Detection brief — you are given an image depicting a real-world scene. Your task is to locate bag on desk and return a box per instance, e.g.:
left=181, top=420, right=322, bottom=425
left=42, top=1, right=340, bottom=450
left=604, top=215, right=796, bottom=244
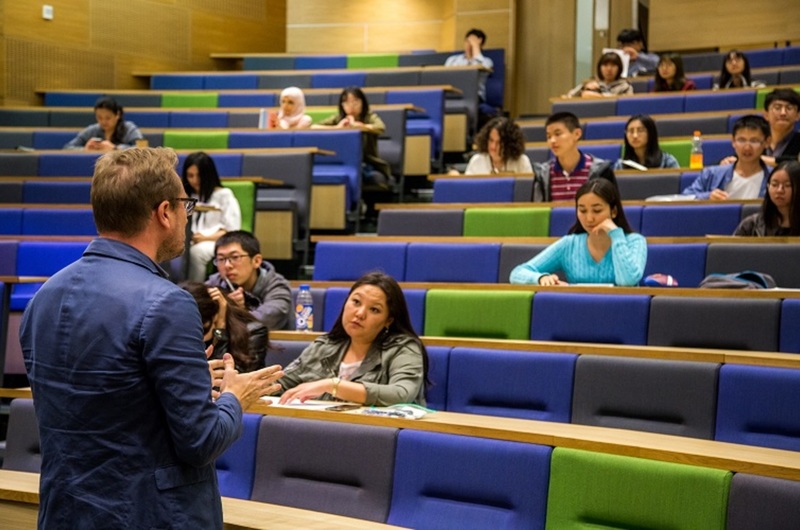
left=699, top=270, right=776, bottom=290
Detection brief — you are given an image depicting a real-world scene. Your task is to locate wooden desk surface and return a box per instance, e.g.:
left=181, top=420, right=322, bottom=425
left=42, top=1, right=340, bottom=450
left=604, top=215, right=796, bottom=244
left=0, top=176, right=283, bottom=186
left=34, top=85, right=462, bottom=97
left=245, top=402, right=800, bottom=482
left=132, top=64, right=486, bottom=77
left=0, top=470, right=405, bottom=529
left=373, top=199, right=765, bottom=210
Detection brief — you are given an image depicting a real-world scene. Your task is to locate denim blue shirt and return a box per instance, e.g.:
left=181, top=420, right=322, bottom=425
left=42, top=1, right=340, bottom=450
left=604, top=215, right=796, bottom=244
left=681, top=162, right=771, bottom=200
left=21, top=237, right=242, bottom=529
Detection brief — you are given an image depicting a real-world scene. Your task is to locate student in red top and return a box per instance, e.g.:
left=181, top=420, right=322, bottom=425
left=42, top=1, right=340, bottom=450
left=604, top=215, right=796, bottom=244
left=532, top=112, right=616, bottom=201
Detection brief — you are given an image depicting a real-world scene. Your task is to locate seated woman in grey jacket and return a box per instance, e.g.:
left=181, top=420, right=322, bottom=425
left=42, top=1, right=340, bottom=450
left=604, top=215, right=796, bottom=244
left=278, top=272, right=429, bottom=406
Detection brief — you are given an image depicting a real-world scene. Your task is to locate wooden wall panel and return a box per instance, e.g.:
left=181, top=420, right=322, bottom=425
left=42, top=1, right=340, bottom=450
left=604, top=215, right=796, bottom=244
left=365, top=22, right=445, bottom=53
left=648, top=0, right=800, bottom=51
left=288, top=1, right=442, bottom=26
left=0, top=1, right=286, bottom=105
left=5, top=0, right=91, bottom=47
left=515, top=0, right=577, bottom=116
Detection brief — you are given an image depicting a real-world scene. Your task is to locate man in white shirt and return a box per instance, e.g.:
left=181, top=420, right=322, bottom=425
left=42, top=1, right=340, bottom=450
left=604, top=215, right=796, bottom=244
left=682, top=115, right=772, bottom=200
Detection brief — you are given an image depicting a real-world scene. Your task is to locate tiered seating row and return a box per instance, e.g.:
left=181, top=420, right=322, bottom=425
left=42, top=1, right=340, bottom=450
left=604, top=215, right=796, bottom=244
left=4, top=394, right=800, bottom=529
left=549, top=86, right=800, bottom=119
left=285, top=280, right=800, bottom=352
left=267, top=337, right=800, bottom=452
left=377, top=200, right=759, bottom=237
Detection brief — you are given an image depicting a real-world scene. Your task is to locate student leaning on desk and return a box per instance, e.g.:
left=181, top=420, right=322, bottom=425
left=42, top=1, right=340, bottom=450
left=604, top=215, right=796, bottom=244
left=277, top=272, right=430, bottom=407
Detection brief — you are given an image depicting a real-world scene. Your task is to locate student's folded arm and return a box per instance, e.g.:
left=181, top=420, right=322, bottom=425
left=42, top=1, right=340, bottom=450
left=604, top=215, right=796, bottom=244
left=610, top=229, right=647, bottom=286
left=509, top=237, right=567, bottom=284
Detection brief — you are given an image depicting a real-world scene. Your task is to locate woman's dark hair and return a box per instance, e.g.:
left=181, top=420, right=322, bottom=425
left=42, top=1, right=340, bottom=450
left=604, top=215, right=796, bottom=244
left=182, top=151, right=222, bottom=202
left=655, top=53, right=688, bottom=91
left=180, top=281, right=267, bottom=372
left=718, top=50, right=753, bottom=89
left=622, top=114, right=667, bottom=168
left=473, top=116, right=526, bottom=162
left=94, top=96, right=127, bottom=145
left=328, top=271, right=429, bottom=385
left=568, top=178, right=634, bottom=234
left=597, top=52, right=624, bottom=81
left=336, top=86, right=370, bottom=122
left=763, top=161, right=800, bottom=236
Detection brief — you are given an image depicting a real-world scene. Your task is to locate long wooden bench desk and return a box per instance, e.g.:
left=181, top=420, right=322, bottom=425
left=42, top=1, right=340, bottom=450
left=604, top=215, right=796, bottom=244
left=0, top=469, right=405, bottom=529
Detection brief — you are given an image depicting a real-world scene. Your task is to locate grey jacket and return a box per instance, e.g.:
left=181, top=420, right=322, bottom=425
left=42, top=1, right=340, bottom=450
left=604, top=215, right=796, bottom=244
left=278, top=334, right=426, bottom=406
left=531, top=156, right=614, bottom=201
left=207, top=262, right=292, bottom=330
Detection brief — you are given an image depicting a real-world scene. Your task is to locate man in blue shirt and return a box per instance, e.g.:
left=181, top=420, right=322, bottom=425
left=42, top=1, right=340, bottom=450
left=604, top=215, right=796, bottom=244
left=20, top=147, right=284, bottom=529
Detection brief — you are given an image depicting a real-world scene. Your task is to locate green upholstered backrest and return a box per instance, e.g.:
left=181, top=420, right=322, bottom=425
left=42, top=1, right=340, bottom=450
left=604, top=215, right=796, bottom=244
left=546, top=447, right=731, bottom=530
left=755, top=86, right=800, bottom=111
left=222, top=180, right=255, bottom=232
left=347, top=54, right=399, bottom=69
left=162, top=131, right=229, bottom=150
left=306, top=108, right=337, bottom=125
left=660, top=140, right=692, bottom=168
left=424, top=289, right=534, bottom=340
left=463, top=207, right=550, bottom=237
left=161, top=93, right=219, bottom=108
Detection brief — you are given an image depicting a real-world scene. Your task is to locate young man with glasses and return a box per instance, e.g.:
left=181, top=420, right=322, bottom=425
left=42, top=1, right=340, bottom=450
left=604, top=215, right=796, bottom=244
left=682, top=115, right=772, bottom=200
left=762, top=88, right=800, bottom=166
left=206, top=230, right=292, bottom=330
left=20, top=148, right=283, bottom=528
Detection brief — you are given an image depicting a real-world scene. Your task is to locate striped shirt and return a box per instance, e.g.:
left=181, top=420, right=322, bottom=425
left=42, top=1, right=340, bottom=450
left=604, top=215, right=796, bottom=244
left=549, top=152, right=597, bottom=201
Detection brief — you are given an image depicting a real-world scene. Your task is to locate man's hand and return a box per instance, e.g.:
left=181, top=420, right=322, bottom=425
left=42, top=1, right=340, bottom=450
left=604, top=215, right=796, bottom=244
left=220, top=354, right=283, bottom=410
left=227, top=287, right=246, bottom=308
left=709, top=189, right=730, bottom=201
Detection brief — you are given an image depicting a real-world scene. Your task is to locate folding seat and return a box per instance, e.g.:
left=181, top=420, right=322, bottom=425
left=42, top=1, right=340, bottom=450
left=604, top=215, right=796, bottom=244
left=176, top=152, right=242, bottom=177
left=43, top=92, right=102, bottom=107
left=21, top=208, right=96, bottom=236
left=217, top=93, right=276, bottom=108
left=49, top=110, right=96, bottom=127
left=204, top=74, right=258, bottom=89
left=498, top=243, right=548, bottom=283
left=616, top=172, right=682, bottom=200
left=706, top=242, right=800, bottom=289
left=780, top=299, right=800, bottom=353
left=716, top=364, right=800, bottom=451
left=310, top=72, right=367, bottom=89
left=647, top=296, right=780, bottom=351
left=446, top=347, right=576, bottom=421
left=377, top=209, right=464, bottom=236
left=242, top=56, right=295, bottom=70
left=550, top=99, right=616, bottom=119
left=164, top=130, right=230, bottom=150
left=616, top=94, right=685, bottom=116
left=12, top=241, right=90, bottom=310
left=215, top=413, right=261, bottom=499
left=386, top=89, right=445, bottom=162
left=150, top=74, right=205, bottom=89
left=546, top=448, right=730, bottom=530
left=582, top=120, right=626, bottom=141
left=424, top=289, right=533, bottom=340
left=257, top=73, right=312, bottom=89
left=312, top=241, right=407, bottom=281
left=23, top=181, right=91, bottom=204
left=252, top=416, right=398, bottom=522
left=294, top=55, right=347, bottom=69
left=161, top=93, right=219, bottom=108
left=463, top=207, right=550, bottom=237
left=405, top=243, right=500, bottom=283
left=2, top=399, right=41, bottom=473
left=433, top=178, right=515, bottom=203
left=38, top=153, right=100, bottom=177
left=424, top=345, right=450, bottom=411
left=531, top=292, right=651, bottom=345
left=572, top=355, right=719, bottom=438
left=292, top=130, right=362, bottom=211
left=684, top=92, right=756, bottom=113
left=32, top=131, right=76, bottom=150
left=0, top=131, right=33, bottom=150
left=266, top=340, right=312, bottom=368
left=228, top=131, right=292, bottom=149
left=347, top=53, right=399, bottom=69
left=643, top=243, right=707, bottom=287
left=168, top=112, right=229, bottom=128
left=388, top=430, right=551, bottom=530
left=640, top=204, right=742, bottom=236
left=727, top=473, right=800, bottom=530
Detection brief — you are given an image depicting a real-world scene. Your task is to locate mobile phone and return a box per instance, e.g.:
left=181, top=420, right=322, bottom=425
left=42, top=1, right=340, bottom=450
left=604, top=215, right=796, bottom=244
left=326, top=404, right=360, bottom=412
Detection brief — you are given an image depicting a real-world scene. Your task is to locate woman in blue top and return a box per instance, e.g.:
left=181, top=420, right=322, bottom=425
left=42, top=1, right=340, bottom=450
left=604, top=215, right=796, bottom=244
left=510, top=178, right=647, bottom=286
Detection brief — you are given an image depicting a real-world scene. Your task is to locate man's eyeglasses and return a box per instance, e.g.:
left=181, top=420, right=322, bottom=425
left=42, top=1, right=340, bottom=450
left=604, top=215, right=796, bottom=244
left=769, top=181, right=793, bottom=190
left=768, top=103, right=798, bottom=113
left=213, top=253, right=251, bottom=266
left=733, top=138, right=764, bottom=147
left=174, top=197, right=198, bottom=215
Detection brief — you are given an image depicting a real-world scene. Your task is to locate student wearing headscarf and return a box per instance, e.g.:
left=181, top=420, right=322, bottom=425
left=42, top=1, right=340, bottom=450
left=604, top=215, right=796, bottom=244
left=273, top=86, right=312, bottom=129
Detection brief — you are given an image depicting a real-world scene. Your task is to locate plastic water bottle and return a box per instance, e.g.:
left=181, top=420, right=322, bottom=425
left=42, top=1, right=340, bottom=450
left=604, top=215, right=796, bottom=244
left=295, top=284, right=314, bottom=332
left=257, top=108, right=268, bottom=129
left=689, top=130, right=704, bottom=169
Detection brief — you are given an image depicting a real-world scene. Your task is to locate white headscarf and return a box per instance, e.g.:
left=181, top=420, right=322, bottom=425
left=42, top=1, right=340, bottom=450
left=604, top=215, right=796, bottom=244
left=278, top=86, right=311, bottom=129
